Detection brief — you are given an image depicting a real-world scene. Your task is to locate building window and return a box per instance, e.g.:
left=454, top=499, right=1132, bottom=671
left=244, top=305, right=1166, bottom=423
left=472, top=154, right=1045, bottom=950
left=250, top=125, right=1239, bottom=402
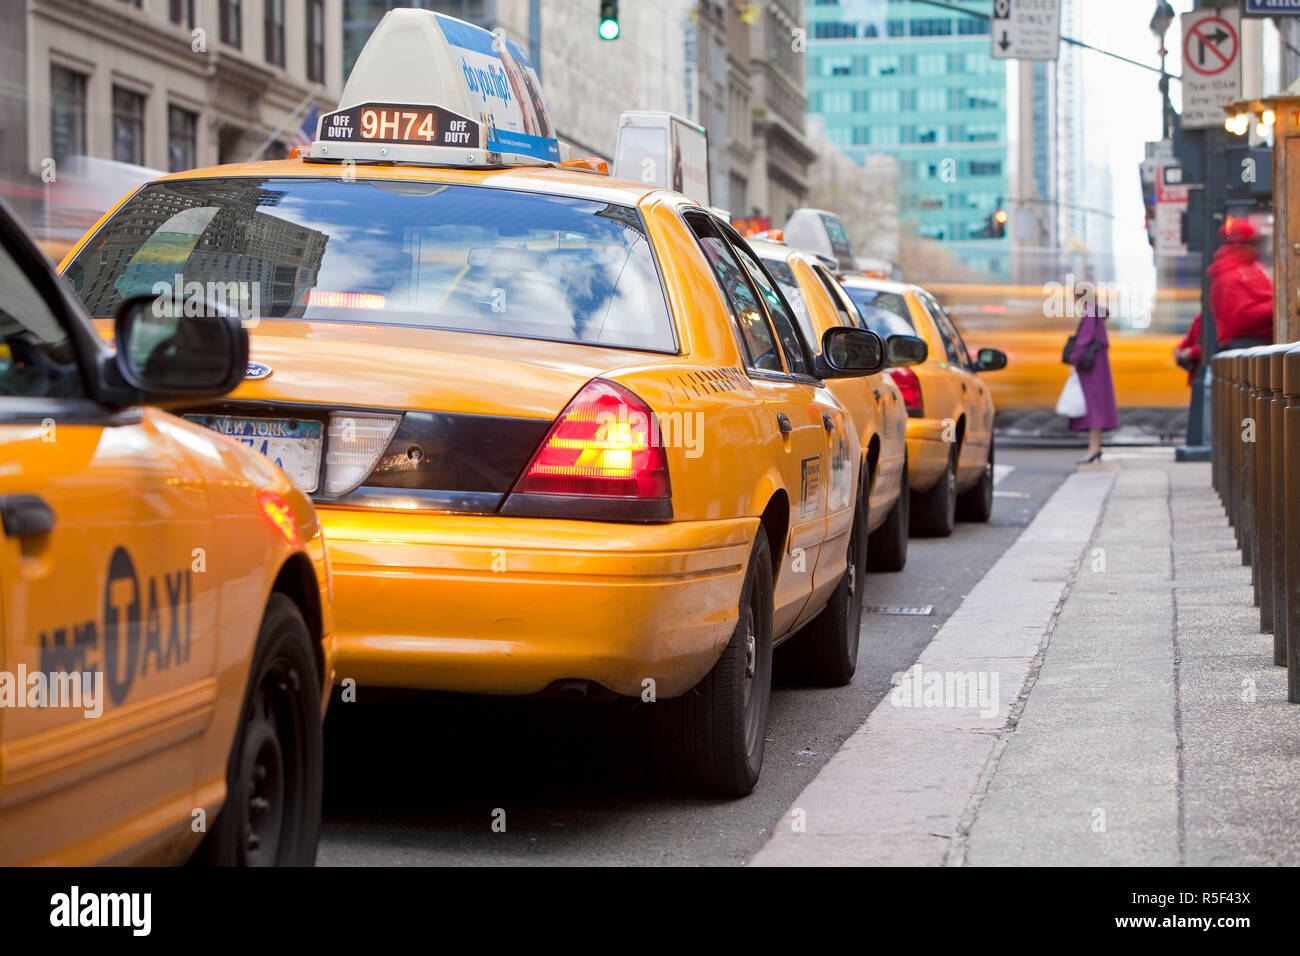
left=169, top=0, right=194, bottom=27
left=307, top=0, right=325, bottom=83
left=112, top=87, right=146, bottom=166
left=220, top=0, right=242, bottom=47
left=50, top=66, right=87, bottom=166
left=169, top=105, right=197, bottom=172
left=264, top=0, right=285, bottom=65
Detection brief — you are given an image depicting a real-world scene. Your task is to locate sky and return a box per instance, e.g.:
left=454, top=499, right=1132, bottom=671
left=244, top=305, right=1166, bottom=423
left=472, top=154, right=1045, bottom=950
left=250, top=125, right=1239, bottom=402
left=1076, top=0, right=1196, bottom=295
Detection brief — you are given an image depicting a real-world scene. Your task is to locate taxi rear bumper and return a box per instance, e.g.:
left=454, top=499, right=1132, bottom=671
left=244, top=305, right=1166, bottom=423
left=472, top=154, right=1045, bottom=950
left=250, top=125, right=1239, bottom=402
left=319, top=507, right=757, bottom=698
left=905, top=418, right=954, bottom=492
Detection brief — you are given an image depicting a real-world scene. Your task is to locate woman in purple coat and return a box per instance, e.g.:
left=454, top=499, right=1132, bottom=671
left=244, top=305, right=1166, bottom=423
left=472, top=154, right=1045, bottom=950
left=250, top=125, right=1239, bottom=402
left=1067, top=302, right=1119, bottom=463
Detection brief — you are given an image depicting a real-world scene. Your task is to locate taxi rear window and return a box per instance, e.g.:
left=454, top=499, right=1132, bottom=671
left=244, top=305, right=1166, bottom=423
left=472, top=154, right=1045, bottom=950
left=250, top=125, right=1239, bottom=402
left=756, top=254, right=818, bottom=352
left=63, top=177, right=677, bottom=353
left=842, top=285, right=915, bottom=339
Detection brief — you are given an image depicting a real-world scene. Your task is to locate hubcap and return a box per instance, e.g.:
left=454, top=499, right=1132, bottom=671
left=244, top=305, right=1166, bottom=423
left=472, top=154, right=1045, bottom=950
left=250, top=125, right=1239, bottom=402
left=237, top=658, right=302, bottom=866
left=741, top=607, right=756, bottom=709
left=739, top=597, right=765, bottom=756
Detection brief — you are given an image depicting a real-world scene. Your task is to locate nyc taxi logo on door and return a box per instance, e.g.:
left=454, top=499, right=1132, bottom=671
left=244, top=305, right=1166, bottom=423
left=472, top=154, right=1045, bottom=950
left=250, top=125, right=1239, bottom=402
left=38, top=547, right=194, bottom=706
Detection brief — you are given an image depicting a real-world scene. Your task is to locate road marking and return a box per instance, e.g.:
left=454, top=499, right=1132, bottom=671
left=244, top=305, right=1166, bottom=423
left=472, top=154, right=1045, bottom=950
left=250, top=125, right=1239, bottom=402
left=864, top=605, right=934, bottom=616
left=749, top=468, right=1115, bottom=867
left=993, top=463, right=1014, bottom=486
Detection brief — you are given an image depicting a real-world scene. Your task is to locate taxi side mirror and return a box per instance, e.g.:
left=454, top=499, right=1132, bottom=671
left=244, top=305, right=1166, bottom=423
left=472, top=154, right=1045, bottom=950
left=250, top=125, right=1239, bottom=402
left=887, top=334, right=928, bottom=368
left=112, top=294, right=250, bottom=401
left=973, top=347, right=1007, bottom=373
left=816, top=327, right=886, bottom=378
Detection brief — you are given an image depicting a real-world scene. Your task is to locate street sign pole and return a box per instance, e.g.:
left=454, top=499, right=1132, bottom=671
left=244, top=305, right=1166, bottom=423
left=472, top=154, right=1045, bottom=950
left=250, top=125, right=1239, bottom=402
left=1177, top=4, right=1243, bottom=459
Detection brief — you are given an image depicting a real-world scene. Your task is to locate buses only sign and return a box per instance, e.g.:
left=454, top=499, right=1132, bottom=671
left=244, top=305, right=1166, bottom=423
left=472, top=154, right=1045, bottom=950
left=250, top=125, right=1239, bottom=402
left=1180, top=8, right=1241, bottom=129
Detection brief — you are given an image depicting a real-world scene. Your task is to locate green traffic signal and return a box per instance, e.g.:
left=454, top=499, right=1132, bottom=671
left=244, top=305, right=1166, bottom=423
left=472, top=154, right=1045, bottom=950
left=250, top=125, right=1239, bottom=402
left=599, top=1, right=619, bottom=40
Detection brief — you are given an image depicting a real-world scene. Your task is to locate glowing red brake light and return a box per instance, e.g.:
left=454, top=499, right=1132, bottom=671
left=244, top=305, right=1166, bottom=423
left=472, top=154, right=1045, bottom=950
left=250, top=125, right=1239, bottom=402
left=513, top=379, right=671, bottom=499
left=887, top=366, right=924, bottom=417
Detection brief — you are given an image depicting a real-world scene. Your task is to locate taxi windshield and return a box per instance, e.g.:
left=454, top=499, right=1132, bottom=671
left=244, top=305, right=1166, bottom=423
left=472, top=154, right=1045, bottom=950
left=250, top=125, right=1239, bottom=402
left=63, top=176, right=676, bottom=352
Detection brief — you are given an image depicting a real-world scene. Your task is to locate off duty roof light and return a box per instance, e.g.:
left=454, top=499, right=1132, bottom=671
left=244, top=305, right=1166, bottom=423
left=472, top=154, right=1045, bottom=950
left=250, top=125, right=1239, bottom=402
left=308, top=9, right=561, bottom=169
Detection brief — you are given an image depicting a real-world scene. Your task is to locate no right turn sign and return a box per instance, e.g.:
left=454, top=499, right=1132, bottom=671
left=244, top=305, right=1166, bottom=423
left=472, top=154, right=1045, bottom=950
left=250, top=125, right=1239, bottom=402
left=1180, top=8, right=1242, bottom=128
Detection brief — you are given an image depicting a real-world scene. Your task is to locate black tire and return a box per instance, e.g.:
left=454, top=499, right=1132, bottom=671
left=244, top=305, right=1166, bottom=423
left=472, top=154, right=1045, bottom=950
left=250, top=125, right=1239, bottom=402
left=192, top=593, right=323, bottom=866
left=654, top=528, right=774, bottom=797
left=911, top=444, right=958, bottom=537
left=867, top=458, right=909, bottom=572
left=957, top=436, right=994, bottom=523
left=787, top=501, right=867, bottom=687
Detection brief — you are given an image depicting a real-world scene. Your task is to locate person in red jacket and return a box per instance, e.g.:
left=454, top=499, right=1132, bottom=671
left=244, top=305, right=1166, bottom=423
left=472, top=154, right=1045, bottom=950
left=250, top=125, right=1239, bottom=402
left=1207, top=218, right=1273, bottom=350
left=1173, top=313, right=1202, bottom=386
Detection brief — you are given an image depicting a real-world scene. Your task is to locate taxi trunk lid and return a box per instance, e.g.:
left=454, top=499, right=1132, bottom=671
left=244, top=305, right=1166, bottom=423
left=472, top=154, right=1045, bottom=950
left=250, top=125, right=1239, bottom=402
left=180, top=320, right=661, bottom=513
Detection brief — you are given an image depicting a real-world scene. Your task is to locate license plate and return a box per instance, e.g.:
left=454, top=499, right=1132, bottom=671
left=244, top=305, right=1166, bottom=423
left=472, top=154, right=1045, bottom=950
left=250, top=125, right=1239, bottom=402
left=184, top=415, right=323, bottom=493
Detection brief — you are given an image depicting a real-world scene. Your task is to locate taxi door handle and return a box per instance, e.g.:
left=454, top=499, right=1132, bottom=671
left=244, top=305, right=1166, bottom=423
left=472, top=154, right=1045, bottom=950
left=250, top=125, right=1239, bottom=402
left=0, top=494, right=55, bottom=538
left=961, top=382, right=968, bottom=392
left=776, top=413, right=792, bottom=435
left=822, top=413, right=834, bottom=432
left=872, top=388, right=882, bottom=401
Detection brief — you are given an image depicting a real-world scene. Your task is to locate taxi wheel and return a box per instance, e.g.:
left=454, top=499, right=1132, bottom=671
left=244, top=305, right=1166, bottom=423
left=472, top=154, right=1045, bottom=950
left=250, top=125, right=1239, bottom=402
left=867, top=458, right=909, bottom=572
left=956, top=438, right=994, bottom=523
left=654, top=527, right=773, bottom=797
left=790, top=501, right=866, bottom=687
left=911, top=445, right=957, bottom=538
left=193, top=594, right=323, bottom=867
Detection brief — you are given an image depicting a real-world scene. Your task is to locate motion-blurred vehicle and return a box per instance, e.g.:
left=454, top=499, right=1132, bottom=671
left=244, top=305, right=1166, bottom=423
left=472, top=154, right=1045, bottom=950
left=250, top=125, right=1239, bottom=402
left=925, top=282, right=1194, bottom=422
left=840, top=276, right=1007, bottom=537
left=58, top=9, right=886, bottom=796
left=748, top=234, right=926, bottom=573
left=0, top=199, right=333, bottom=865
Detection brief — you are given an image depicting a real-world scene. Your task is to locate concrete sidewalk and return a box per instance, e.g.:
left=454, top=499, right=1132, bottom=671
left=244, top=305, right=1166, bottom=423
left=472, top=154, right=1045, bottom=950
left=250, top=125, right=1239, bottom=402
left=752, top=451, right=1300, bottom=866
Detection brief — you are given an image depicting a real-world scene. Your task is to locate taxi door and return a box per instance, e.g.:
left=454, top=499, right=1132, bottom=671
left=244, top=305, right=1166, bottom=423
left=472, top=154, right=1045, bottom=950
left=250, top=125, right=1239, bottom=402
left=686, top=215, right=830, bottom=636
left=0, top=225, right=217, bottom=864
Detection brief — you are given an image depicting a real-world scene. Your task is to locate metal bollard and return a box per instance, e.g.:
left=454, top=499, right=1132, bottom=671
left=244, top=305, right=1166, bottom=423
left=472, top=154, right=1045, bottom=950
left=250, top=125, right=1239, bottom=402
left=1248, top=351, right=1268, bottom=606
left=1210, top=352, right=1222, bottom=498
left=1222, top=351, right=1242, bottom=535
left=1271, top=346, right=1291, bottom=657
left=1225, top=350, right=1244, bottom=536
left=1254, top=348, right=1273, bottom=623
left=1214, top=352, right=1226, bottom=499
left=1238, top=348, right=1258, bottom=566
left=1284, top=345, right=1300, bottom=700
left=1255, top=345, right=1291, bottom=637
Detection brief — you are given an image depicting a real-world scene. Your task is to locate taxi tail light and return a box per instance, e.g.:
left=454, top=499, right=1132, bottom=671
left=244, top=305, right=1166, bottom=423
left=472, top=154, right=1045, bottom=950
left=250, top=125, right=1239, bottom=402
left=507, top=379, right=671, bottom=511
left=887, top=366, right=924, bottom=418
left=324, top=412, right=402, bottom=496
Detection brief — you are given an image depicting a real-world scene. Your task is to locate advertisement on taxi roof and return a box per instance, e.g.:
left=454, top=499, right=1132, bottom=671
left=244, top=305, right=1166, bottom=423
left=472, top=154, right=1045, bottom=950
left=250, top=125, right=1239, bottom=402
left=435, top=13, right=559, bottom=163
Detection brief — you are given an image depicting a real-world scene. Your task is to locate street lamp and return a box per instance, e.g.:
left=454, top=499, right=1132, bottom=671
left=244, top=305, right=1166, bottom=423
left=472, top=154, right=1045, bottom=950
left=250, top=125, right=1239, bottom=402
left=1150, top=1, right=1175, bottom=139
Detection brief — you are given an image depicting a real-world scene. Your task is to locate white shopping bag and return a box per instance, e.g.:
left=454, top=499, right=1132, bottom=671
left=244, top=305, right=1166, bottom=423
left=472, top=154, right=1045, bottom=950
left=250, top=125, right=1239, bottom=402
left=1055, top=369, right=1087, bottom=418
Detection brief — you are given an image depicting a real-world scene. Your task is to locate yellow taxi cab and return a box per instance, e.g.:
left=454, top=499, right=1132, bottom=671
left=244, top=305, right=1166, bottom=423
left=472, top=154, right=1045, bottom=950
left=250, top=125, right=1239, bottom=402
left=746, top=235, right=927, bottom=573
left=57, top=9, right=886, bottom=796
left=840, top=275, right=1006, bottom=537
left=0, top=199, right=333, bottom=865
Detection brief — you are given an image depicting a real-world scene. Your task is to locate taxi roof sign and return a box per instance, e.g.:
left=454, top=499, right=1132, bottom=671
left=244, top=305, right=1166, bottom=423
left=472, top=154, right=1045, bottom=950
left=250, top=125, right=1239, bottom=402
left=310, top=9, right=561, bottom=168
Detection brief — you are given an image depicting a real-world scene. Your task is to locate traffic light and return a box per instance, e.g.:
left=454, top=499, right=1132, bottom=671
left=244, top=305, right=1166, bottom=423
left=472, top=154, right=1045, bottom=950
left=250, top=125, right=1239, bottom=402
left=990, top=208, right=1007, bottom=238
left=598, top=1, right=619, bottom=40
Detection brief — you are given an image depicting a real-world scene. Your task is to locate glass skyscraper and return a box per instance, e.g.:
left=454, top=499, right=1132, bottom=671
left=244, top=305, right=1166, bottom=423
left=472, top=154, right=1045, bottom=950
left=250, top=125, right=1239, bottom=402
left=806, top=0, right=1009, bottom=278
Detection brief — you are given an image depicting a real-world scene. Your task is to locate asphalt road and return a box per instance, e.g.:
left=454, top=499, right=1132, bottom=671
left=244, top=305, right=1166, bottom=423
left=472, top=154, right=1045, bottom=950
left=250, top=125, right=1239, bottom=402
left=317, top=445, right=1082, bottom=866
